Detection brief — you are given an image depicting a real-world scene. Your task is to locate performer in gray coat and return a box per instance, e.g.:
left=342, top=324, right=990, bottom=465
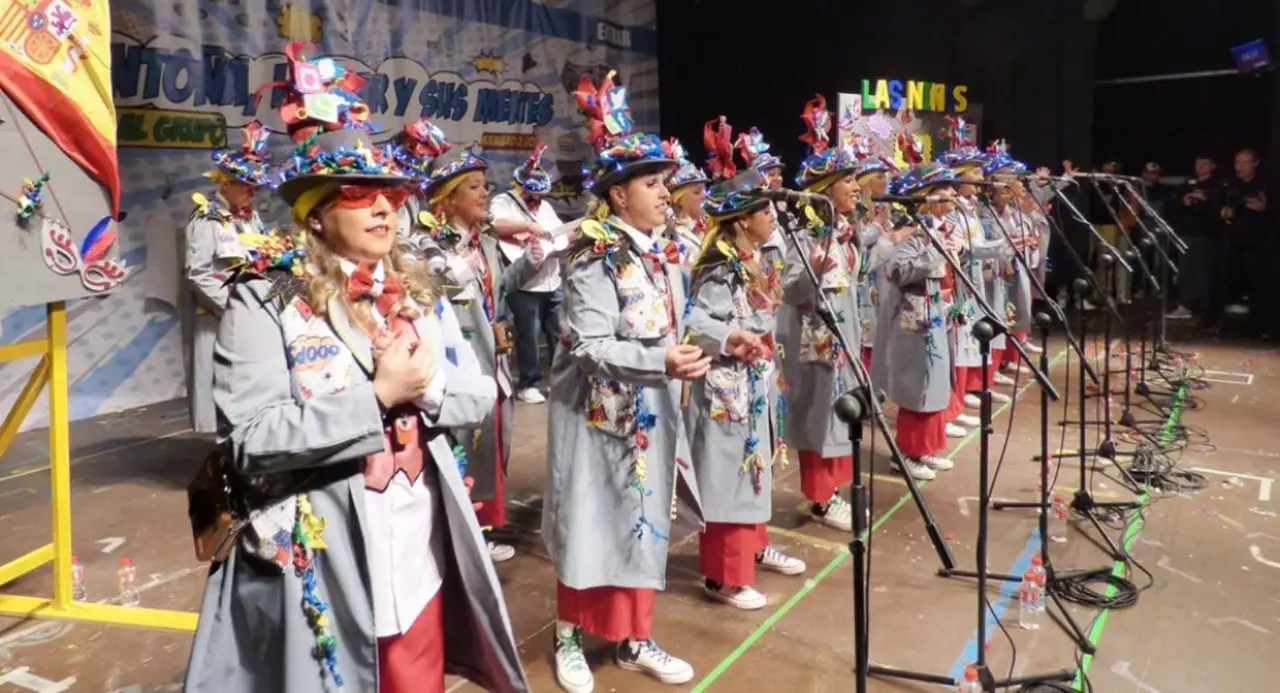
left=660, top=137, right=710, bottom=288
left=183, top=45, right=527, bottom=693
left=685, top=166, right=808, bottom=614
left=544, top=70, right=708, bottom=693
left=412, top=129, right=538, bottom=564
left=183, top=122, right=271, bottom=434
left=871, top=165, right=963, bottom=481
left=848, top=135, right=901, bottom=373
left=776, top=94, right=862, bottom=532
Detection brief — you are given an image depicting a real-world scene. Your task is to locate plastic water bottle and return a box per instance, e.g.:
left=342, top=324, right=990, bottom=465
left=1028, top=556, right=1047, bottom=612
left=957, top=665, right=982, bottom=692
left=117, top=557, right=139, bottom=607
left=1018, top=571, right=1042, bottom=630
left=70, top=554, right=86, bottom=602
left=1048, top=495, right=1069, bottom=543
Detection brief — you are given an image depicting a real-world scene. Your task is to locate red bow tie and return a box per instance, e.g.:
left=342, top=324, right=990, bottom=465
left=346, top=263, right=405, bottom=318
left=230, top=205, right=254, bottom=221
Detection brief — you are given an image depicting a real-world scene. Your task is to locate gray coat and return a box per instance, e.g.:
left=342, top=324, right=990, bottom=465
left=411, top=223, right=532, bottom=502
left=777, top=217, right=861, bottom=456
left=182, top=193, right=259, bottom=434
left=949, top=199, right=1011, bottom=366
left=856, top=218, right=894, bottom=347
left=683, top=261, right=777, bottom=524
left=978, top=205, right=1018, bottom=346
left=543, top=216, right=704, bottom=591
left=871, top=233, right=953, bottom=413
left=759, top=229, right=796, bottom=456
left=184, top=277, right=528, bottom=693
left=1006, top=209, right=1037, bottom=333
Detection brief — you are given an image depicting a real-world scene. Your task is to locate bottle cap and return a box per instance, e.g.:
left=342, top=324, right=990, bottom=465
left=1024, top=570, right=1036, bottom=580
left=71, top=554, right=79, bottom=562
left=1031, top=555, right=1043, bottom=567
left=964, top=665, right=978, bottom=680
left=121, top=556, right=132, bottom=566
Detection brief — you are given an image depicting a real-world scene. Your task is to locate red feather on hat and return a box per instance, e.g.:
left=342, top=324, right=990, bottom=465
left=703, top=116, right=736, bottom=180
left=798, top=94, right=831, bottom=154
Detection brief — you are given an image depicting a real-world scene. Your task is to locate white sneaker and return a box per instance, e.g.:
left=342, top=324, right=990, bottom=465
left=993, top=373, right=1015, bottom=386
left=1165, top=306, right=1192, bottom=320
left=954, top=413, right=980, bottom=427
left=704, top=582, right=768, bottom=610
left=616, top=638, right=694, bottom=685
left=488, top=541, right=516, bottom=563
left=757, top=545, right=807, bottom=575
left=964, top=394, right=981, bottom=409
left=945, top=423, right=968, bottom=438
left=516, top=387, right=546, bottom=404
left=893, top=458, right=937, bottom=481
left=813, top=494, right=854, bottom=532
left=989, top=391, right=1012, bottom=404
left=1025, top=343, right=1044, bottom=355
left=555, top=624, right=595, bottom=693
left=920, top=454, right=955, bottom=471
left=1225, top=303, right=1249, bottom=316
left=1083, top=300, right=1099, bottom=311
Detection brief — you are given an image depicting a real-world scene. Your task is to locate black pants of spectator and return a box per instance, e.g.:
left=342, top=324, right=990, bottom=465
left=1178, top=236, right=1218, bottom=322
left=508, top=288, right=562, bottom=391
left=1208, top=233, right=1266, bottom=333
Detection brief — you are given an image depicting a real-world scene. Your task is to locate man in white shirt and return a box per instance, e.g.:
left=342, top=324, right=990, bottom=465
left=489, top=144, right=565, bottom=404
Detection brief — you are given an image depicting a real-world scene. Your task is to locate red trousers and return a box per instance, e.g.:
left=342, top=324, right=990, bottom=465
left=378, top=592, right=445, bottom=693
left=556, top=582, right=655, bottom=641
left=895, top=407, right=947, bottom=458
left=860, top=346, right=873, bottom=372
left=700, top=522, right=769, bottom=587
left=474, top=397, right=506, bottom=528
left=965, top=350, right=1004, bottom=392
left=999, top=331, right=1029, bottom=368
left=948, top=366, right=968, bottom=420
left=798, top=450, right=853, bottom=504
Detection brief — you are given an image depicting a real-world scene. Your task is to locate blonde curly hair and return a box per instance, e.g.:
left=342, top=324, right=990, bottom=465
left=300, top=221, right=439, bottom=336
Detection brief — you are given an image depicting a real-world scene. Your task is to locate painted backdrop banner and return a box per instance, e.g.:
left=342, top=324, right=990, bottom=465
left=0, top=0, right=658, bottom=431
left=836, top=92, right=982, bottom=167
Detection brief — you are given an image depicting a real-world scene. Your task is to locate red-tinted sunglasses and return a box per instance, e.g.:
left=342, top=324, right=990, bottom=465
left=328, top=184, right=412, bottom=210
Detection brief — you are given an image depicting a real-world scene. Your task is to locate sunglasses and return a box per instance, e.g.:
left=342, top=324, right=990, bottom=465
left=328, top=184, right=412, bottom=211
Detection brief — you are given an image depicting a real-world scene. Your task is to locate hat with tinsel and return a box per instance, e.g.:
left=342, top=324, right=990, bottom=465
left=735, top=126, right=783, bottom=173
left=575, top=69, right=674, bottom=195
left=268, top=42, right=409, bottom=210
left=208, top=121, right=273, bottom=187
left=662, top=138, right=709, bottom=193
left=937, top=116, right=986, bottom=173
left=795, top=94, right=857, bottom=191
left=704, top=166, right=770, bottom=219
left=512, top=143, right=554, bottom=194
left=981, top=139, right=1026, bottom=176
left=424, top=138, right=489, bottom=202
left=392, top=118, right=449, bottom=182
left=900, top=162, right=958, bottom=196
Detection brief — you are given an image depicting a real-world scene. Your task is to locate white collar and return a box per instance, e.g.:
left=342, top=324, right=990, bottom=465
left=607, top=214, right=662, bottom=254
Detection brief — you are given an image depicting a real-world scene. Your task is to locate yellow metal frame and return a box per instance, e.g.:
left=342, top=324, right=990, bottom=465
left=0, top=302, right=199, bottom=631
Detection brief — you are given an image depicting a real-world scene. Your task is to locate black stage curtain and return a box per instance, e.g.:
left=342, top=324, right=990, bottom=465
left=657, top=0, right=1098, bottom=182
left=1092, top=0, right=1276, bottom=173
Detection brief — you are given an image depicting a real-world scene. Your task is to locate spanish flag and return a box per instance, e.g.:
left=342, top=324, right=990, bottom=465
left=0, top=0, right=119, bottom=216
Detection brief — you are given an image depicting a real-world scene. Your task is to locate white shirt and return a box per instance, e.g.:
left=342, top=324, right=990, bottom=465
left=489, top=190, right=565, bottom=293
left=338, top=258, right=447, bottom=638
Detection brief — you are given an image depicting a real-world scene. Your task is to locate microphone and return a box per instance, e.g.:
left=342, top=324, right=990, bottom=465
left=758, top=188, right=824, bottom=204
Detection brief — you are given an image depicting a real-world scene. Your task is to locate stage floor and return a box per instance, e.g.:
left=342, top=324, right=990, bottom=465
left=1, top=335, right=1277, bottom=692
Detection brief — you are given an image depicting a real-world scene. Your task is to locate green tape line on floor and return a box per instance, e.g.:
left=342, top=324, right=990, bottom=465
left=1071, top=379, right=1189, bottom=690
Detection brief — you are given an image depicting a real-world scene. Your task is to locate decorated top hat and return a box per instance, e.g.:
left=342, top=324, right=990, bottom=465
left=795, top=94, right=857, bottom=191
left=513, top=143, right=554, bottom=194
left=848, top=134, right=898, bottom=183
left=703, top=167, right=770, bottom=219
left=896, top=132, right=955, bottom=195
left=422, top=143, right=488, bottom=203
left=393, top=117, right=449, bottom=184
left=982, top=140, right=1026, bottom=176
left=575, top=70, right=674, bottom=195
left=735, top=126, right=783, bottom=173
left=208, top=121, right=273, bottom=187
left=662, top=138, right=710, bottom=193
left=270, top=42, right=409, bottom=209
left=937, top=116, right=986, bottom=173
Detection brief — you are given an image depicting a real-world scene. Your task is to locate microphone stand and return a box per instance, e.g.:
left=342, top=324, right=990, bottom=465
left=990, top=312, right=1102, bottom=655
left=861, top=202, right=1072, bottom=692
left=833, top=390, right=872, bottom=693
left=776, top=195, right=958, bottom=572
